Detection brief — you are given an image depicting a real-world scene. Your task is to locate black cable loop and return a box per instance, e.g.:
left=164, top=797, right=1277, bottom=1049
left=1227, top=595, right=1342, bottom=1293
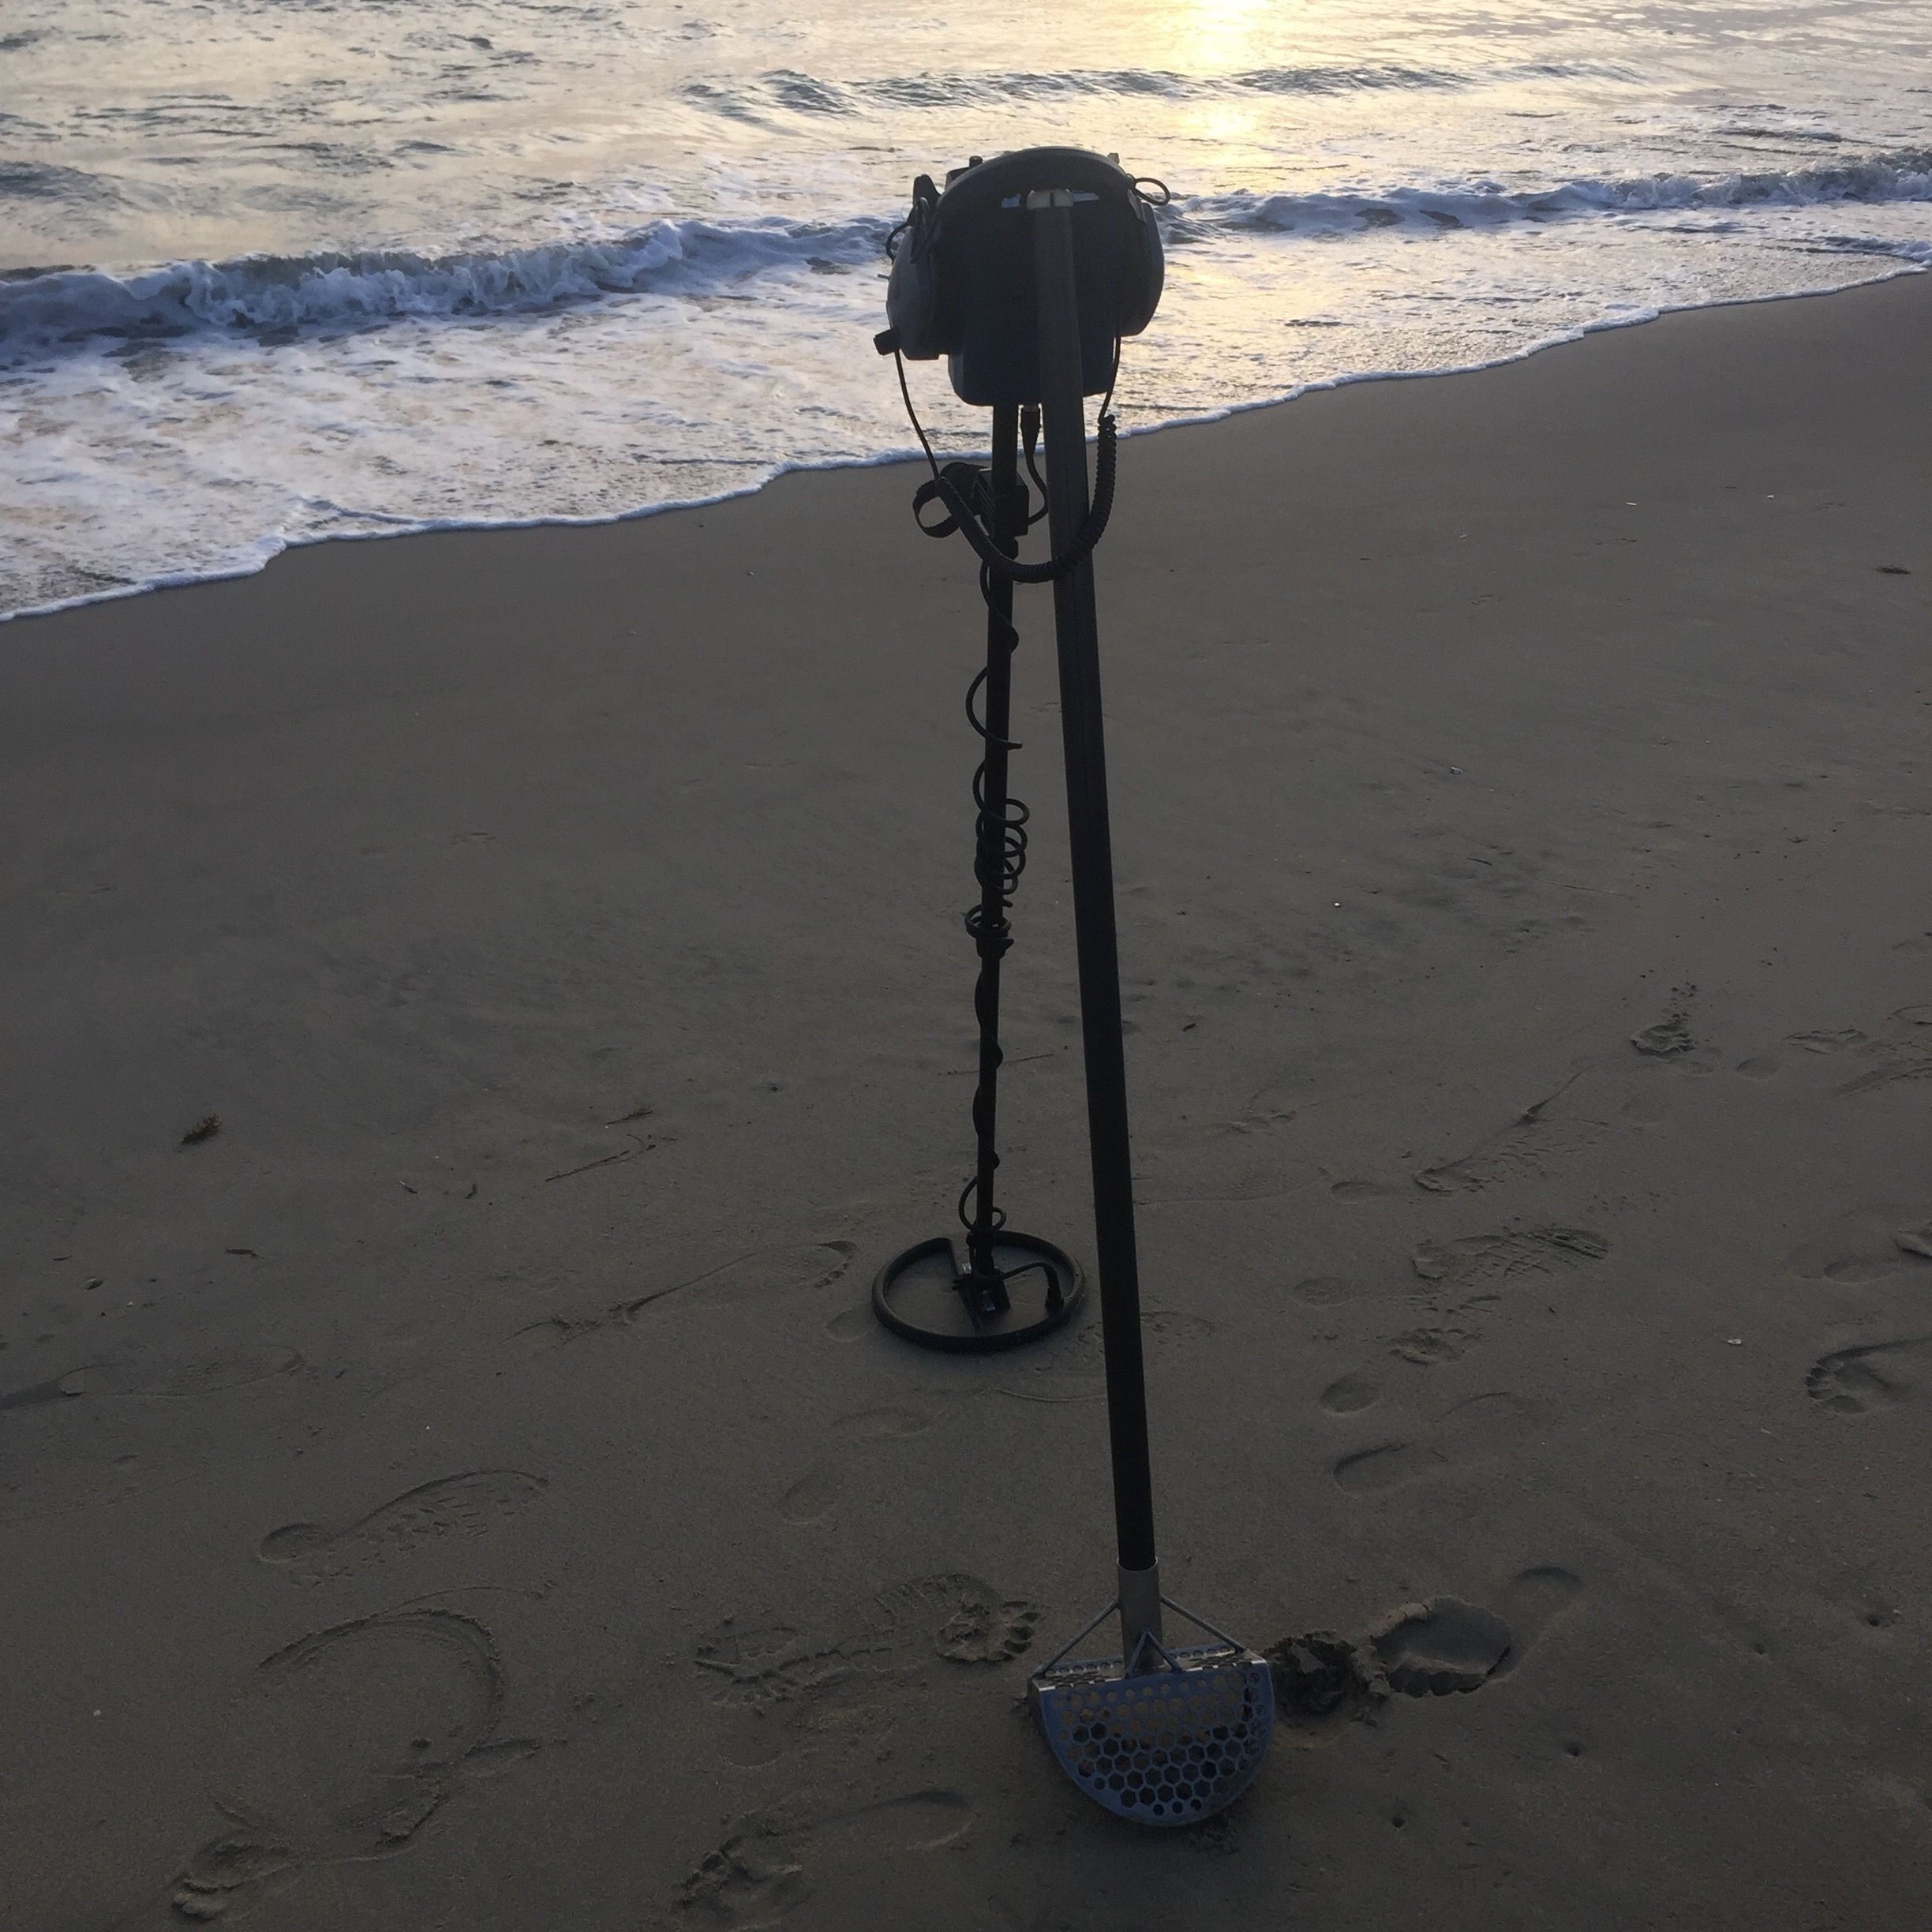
left=897, top=346, right=1120, bottom=583
left=957, top=514, right=1032, bottom=1258
left=1020, top=405, right=1050, bottom=526
left=888, top=336, right=1125, bottom=1271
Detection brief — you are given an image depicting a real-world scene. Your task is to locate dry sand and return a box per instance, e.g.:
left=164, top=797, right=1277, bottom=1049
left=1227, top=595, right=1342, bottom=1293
left=4, top=270, right=1930, bottom=1930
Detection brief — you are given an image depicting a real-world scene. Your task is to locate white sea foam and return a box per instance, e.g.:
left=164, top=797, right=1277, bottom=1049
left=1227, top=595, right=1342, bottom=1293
left=6, top=153, right=1929, bottom=369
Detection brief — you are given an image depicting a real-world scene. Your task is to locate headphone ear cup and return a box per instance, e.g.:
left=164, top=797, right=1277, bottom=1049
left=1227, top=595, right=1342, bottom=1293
left=886, top=197, right=947, bottom=359
left=1118, top=197, right=1164, bottom=340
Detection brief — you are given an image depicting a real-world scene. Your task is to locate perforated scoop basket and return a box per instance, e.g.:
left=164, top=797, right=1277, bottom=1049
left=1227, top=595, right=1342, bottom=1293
left=1031, top=1606, right=1274, bottom=1825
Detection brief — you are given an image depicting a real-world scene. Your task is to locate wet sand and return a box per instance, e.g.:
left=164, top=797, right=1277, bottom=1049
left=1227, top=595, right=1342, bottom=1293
left=4, top=269, right=1930, bottom=1930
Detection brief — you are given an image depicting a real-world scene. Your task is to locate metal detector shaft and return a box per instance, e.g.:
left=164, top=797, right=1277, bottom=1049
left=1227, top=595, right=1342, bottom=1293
left=964, top=402, right=1022, bottom=1285
left=1028, top=191, right=1162, bottom=1657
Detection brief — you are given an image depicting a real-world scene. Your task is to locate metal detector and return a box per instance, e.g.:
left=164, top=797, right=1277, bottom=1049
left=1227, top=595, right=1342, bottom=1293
left=874, top=148, right=1275, bottom=1824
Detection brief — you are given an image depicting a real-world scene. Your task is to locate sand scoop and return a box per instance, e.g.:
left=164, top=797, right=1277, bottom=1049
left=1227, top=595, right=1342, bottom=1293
left=1031, top=1597, right=1273, bottom=1825
left=876, top=148, right=1275, bottom=1822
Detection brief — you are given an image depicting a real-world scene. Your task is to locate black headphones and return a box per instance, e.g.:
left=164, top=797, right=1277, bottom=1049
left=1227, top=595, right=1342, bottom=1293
left=883, top=147, right=1164, bottom=378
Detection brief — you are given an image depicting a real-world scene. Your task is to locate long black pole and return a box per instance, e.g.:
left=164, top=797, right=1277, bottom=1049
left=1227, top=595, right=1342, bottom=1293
left=1029, top=193, right=1162, bottom=1653
left=963, top=402, right=1021, bottom=1291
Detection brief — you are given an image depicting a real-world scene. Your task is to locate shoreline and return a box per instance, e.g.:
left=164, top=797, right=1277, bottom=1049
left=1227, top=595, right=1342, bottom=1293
left=5, top=266, right=1930, bottom=1930
left=2, top=254, right=1923, bottom=631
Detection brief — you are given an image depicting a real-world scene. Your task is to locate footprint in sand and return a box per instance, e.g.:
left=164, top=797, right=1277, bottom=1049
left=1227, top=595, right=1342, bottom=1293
left=1413, top=1104, right=1599, bottom=1196
left=781, top=1407, right=934, bottom=1522
left=1747, top=1020, right=1932, bottom=1097
left=694, top=1574, right=1039, bottom=1765
left=1837, top=1044, right=1932, bottom=1095
left=514, top=1242, right=855, bottom=1351
left=1411, top=1226, right=1608, bottom=1290
left=1788, top=1215, right=1932, bottom=1286
left=1332, top=1391, right=1544, bottom=1495
left=259, top=1471, right=547, bottom=1584
left=1320, top=1372, right=1381, bottom=1415
left=1268, top=1567, right=1582, bottom=1726
left=1631, top=1013, right=1694, bottom=1058
left=680, top=1791, right=974, bottom=1928
left=1787, top=1028, right=1868, bottom=1056
left=1385, top=1326, right=1480, bottom=1367
left=171, top=1608, right=537, bottom=1921
left=1370, top=1565, right=1584, bottom=1696
left=1369, top=1598, right=1514, bottom=1695
left=1806, top=1337, right=1932, bottom=1415
left=1782, top=1016, right=1932, bottom=1095
left=868, top=1573, right=1041, bottom=1666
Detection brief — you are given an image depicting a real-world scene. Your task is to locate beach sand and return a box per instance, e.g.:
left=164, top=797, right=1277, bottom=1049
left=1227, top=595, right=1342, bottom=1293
left=4, top=270, right=1930, bottom=1930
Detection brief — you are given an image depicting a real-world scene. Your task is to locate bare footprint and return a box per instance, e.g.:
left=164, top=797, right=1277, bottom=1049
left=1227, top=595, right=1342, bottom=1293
left=1369, top=1598, right=1513, bottom=1696
left=1806, top=1338, right=1932, bottom=1414
left=259, top=1471, right=547, bottom=1583
left=781, top=1408, right=934, bottom=1522
left=1320, top=1372, right=1380, bottom=1415
left=1789, top=1215, right=1932, bottom=1285
left=1386, top=1327, right=1479, bottom=1367
left=1492, top=1563, right=1585, bottom=1673
left=1368, top=1565, right=1582, bottom=1695
left=1333, top=1391, right=1543, bottom=1495
left=1632, top=1013, right=1694, bottom=1058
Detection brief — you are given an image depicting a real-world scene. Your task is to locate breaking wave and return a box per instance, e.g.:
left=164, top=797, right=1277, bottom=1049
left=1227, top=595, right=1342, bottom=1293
left=0, top=212, right=893, bottom=365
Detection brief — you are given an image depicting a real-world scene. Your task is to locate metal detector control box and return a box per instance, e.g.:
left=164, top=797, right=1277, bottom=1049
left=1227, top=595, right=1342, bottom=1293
left=884, top=147, right=1164, bottom=405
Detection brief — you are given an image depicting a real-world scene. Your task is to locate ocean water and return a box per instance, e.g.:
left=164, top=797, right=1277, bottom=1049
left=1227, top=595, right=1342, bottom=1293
left=2, top=0, right=1929, bottom=623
